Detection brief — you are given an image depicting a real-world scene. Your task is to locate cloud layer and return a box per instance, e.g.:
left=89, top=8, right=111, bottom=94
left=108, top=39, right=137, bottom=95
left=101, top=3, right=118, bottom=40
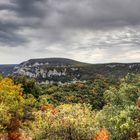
left=0, top=0, right=140, bottom=63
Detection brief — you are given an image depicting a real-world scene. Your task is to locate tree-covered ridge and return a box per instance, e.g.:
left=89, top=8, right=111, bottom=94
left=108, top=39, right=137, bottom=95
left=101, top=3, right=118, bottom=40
left=1, top=58, right=140, bottom=83
left=13, top=59, right=140, bottom=83
left=0, top=74, right=140, bottom=140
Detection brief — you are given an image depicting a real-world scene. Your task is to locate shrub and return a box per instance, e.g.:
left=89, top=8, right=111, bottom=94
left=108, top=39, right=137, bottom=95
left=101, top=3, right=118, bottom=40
left=94, top=104, right=140, bottom=139
left=28, top=104, right=96, bottom=140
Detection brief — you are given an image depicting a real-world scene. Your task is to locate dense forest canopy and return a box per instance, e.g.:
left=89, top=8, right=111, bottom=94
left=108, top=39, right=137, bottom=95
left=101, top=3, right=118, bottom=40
left=0, top=74, right=140, bottom=140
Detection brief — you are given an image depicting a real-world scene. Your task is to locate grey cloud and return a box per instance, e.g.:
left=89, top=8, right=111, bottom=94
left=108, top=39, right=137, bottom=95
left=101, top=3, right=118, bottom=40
left=12, top=0, right=47, bottom=17
left=0, top=0, right=140, bottom=63
left=0, top=30, right=28, bottom=46
left=42, top=0, right=140, bottom=29
left=0, top=0, right=46, bottom=46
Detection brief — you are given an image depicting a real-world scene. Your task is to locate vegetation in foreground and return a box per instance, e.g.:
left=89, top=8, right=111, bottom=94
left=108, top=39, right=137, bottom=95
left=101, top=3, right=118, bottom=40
left=0, top=74, right=140, bottom=140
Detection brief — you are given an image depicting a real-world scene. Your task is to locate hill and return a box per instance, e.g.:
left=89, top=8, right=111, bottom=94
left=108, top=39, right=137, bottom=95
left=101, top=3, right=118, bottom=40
left=12, top=58, right=140, bottom=83
left=0, top=64, right=17, bottom=75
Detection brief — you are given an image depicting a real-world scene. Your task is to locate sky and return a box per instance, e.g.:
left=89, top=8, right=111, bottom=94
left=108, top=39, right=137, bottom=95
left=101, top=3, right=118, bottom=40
left=0, top=0, right=140, bottom=64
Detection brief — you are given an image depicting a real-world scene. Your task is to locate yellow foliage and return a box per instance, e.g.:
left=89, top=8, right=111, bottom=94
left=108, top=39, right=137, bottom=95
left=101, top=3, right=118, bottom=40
left=30, top=104, right=95, bottom=140
left=0, top=77, right=25, bottom=130
left=0, top=77, right=22, bottom=95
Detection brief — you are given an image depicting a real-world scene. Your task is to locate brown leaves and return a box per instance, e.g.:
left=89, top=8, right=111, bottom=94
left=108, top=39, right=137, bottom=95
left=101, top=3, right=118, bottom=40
left=136, top=97, right=140, bottom=108
left=41, top=104, right=60, bottom=115
left=8, top=131, right=21, bottom=140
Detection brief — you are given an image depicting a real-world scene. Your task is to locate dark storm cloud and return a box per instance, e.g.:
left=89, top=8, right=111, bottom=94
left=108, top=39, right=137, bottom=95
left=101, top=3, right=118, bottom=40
left=0, top=0, right=47, bottom=46
left=0, top=0, right=140, bottom=50
left=37, top=0, right=140, bottom=30
left=0, top=30, right=28, bottom=46
left=0, top=18, right=27, bottom=46
left=12, top=0, right=47, bottom=17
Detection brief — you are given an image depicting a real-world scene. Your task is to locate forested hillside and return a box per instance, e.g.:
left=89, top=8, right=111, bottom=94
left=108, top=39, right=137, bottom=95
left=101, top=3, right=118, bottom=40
left=1, top=58, right=140, bottom=84
left=13, top=58, right=140, bottom=83
left=0, top=65, right=16, bottom=75
left=0, top=74, right=140, bottom=140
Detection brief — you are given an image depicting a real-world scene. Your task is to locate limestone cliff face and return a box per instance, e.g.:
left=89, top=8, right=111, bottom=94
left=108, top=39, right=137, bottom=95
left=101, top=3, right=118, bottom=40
left=14, top=67, right=68, bottom=78
left=13, top=58, right=84, bottom=83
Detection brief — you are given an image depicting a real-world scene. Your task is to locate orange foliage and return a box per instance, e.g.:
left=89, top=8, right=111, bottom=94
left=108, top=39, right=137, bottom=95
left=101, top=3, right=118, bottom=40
left=76, top=82, right=86, bottom=89
left=91, top=88, right=98, bottom=95
left=41, top=104, right=55, bottom=112
left=8, top=131, right=21, bottom=140
left=8, top=130, right=32, bottom=140
left=90, top=129, right=110, bottom=140
left=65, top=95, right=75, bottom=101
left=51, top=108, right=60, bottom=115
left=136, top=98, right=140, bottom=108
left=41, top=104, right=60, bottom=115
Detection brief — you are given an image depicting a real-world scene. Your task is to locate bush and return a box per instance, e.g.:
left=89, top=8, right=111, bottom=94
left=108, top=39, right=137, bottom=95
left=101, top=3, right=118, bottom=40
left=28, top=104, right=96, bottom=140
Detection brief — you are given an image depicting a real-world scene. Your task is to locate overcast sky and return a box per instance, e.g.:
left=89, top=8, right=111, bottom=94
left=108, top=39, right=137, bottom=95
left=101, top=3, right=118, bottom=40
left=0, top=0, right=140, bottom=64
